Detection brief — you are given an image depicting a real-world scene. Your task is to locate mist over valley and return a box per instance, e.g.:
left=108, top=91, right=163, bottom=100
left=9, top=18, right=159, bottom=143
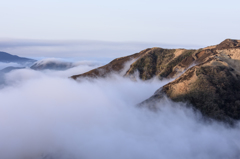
left=0, top=39, right=240, bottom=159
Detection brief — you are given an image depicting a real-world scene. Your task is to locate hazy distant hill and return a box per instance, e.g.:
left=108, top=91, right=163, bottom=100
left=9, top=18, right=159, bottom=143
left=0, top=51, right=36, bottom=64
left=71, top=39, right=240, bottom=123
left=30, top=59, right=74, bottom=70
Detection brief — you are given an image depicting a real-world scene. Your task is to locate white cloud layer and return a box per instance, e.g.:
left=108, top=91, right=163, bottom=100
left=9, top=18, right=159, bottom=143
left=0, top=65, right=239, bottom=159
left=0, top=62, right=24, bottom=70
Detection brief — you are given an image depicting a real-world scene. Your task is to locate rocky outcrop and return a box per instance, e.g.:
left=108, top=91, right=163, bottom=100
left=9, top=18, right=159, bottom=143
left=71, top=39, right=240, bottom=122
left=215, top=39, right=240, bottom=50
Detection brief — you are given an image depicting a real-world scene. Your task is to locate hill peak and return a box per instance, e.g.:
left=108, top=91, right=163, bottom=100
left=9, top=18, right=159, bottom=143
left=70, top=39, right=240, bottom=123
left=216, top=39, right=240, bottom=50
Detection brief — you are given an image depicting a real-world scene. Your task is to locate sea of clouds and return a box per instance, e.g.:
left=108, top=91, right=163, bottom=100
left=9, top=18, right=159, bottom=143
left=0, top=60, right=239, bottom=159
left=0, top=62, right=23, bottom=70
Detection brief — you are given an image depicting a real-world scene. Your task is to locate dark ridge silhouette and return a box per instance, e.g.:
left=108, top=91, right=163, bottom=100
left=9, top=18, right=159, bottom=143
left=0, top=51, right=36, bottom=64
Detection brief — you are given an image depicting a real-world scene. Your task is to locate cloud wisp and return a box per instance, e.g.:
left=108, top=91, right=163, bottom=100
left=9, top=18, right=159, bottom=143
left=0, top=65, right=239, bottom=159
left=0, top=39, right=203, bottom=61
left=0, top=62, right=24, bottom=70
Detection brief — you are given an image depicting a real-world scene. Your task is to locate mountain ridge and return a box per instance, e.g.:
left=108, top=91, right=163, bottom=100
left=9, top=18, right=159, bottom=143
left=71, top=39, right=240, bottom=122
left=0, top=51, right=36, bottom=64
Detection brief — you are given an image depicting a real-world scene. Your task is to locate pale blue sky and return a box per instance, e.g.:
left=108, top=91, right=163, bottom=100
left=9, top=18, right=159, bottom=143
left=0, top=0, right=239, bottom=46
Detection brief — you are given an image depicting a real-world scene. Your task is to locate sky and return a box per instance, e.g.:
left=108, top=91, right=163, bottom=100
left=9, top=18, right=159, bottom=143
left=0, top=0, right=239, bottom=47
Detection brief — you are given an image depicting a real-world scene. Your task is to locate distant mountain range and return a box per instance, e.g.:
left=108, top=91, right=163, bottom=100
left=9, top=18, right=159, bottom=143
left=0, top=51, right=76, bottom=71
left=0, top=52, right=78, bottom=87
left=0, top=51, right=36, bottom=64
left=71, top=39, right=240, bottom=124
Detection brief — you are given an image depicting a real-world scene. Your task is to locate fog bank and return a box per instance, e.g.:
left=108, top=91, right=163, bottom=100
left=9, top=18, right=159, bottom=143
left=0, top=67, right=239, bottom=159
